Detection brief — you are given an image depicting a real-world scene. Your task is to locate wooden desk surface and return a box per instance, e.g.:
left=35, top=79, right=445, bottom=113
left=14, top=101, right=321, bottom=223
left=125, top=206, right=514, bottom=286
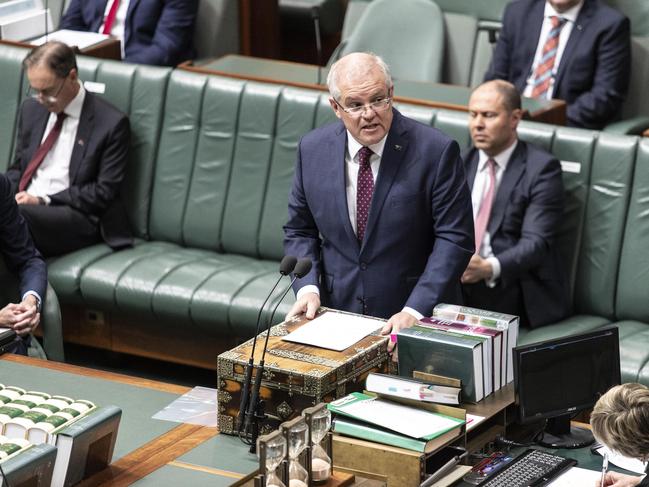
left=0, top=37, right=121, bottom=60
left=181, top=55, right=567, bottom=126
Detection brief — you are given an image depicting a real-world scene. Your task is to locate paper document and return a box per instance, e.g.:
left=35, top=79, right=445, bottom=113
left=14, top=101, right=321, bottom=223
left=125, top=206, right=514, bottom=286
left=32, top=29, right=110, bottom=49
left=548, top=466, right=601, bottom=486
left=596, top=445, right=649, bottom=474
left=331, top=395, right=460, bottom=439
left=465, top=414, right=485, bottom=432
left=152, top=386, right=218, bottom=427
left=282, top=312, right=383, bottom=351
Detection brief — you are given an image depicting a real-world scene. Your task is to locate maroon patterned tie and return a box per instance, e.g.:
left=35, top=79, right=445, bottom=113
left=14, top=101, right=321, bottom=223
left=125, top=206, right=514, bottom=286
left=19, top=112, right=67, bottom=192
left=356, top=146, right=374, bottom=242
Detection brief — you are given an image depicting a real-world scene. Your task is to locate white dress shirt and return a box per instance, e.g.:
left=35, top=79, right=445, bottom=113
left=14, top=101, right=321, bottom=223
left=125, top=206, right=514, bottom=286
left=523, top=1, right=584, bottom=99
left=471, top=140, right=519, bottom=286
left=27, top=82, right=86, bottom=204
left=296, top=131, right=422, bottom=319
left=99, top=0, right=131, bottom=58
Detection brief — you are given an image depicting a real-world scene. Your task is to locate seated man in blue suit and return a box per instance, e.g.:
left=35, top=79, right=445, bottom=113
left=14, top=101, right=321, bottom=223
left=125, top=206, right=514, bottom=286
left=284, top=52, right=475, bottom=352
left=485, top=0, right=630, bottom=129
left=461, top=80, right=569, bottom=328
left=0, top=173, right=47, bottom=355
left=60, top=0, right=198, bottom=66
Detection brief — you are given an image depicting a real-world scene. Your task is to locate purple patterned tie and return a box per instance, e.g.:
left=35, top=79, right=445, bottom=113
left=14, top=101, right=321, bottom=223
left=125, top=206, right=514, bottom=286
left=356, top=146, right=374, bottom=242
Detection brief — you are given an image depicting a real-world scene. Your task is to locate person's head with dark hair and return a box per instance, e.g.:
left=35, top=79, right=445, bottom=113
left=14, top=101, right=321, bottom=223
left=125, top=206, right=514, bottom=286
left=23, top=41, right=80, bottom=114
left=468, top=80, right=522, bottom=157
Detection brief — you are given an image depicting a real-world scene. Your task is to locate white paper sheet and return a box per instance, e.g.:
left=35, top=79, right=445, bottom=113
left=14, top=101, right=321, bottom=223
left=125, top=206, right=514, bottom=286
left=596, top=445, right=649, bottom=474
left=465, top=413, right=485, bottom=432
left=335, top=397, right=460, bottom=439
left=32, top=29, right=110, bottom=49
left=282, top=312, right=383, bottom=351
left=548, top=466, right=601, bottom=486
left=152, top=386, right=218, bottom=427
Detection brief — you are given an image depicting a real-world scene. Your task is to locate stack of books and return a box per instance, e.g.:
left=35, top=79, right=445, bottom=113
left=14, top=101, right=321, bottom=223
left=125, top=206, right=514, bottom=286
left=327, top=374, right=465, bottom=453
left=397, top=304, right=519, bottom=403
left=0, top=384, right=121, bottom=487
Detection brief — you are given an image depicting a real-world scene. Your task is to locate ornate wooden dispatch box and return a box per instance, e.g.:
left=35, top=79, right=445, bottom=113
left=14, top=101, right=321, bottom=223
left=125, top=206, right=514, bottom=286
left=217, top=309, right=390, bottom=435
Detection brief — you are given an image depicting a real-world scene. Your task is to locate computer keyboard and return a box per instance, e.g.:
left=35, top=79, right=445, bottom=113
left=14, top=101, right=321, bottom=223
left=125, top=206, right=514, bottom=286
left=477, top=449, right=577, bottom=487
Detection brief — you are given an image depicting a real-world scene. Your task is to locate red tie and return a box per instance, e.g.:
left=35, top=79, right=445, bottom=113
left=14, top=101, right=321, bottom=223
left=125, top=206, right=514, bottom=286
left=19, top=112, right=67, bottom=192
left=102, top=0, right=121, bottom=34
left=531, top=16, right=567, bottom=99
left=356, top=146, right=374, bottom=242
left=474, top=158, right=497, bottom=252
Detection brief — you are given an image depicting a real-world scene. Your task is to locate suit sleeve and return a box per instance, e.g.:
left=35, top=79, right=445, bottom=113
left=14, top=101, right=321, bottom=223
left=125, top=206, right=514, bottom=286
left=484, top=3, right=514, bottom=82
left=497, top=157, right=564, bottom=282
left=283, top=138, right=322, bottom=293
left=49, top=114, right=130, bottom=216
left=59, top=0, right=92, bottom=31
left=6, top=103, right=31, bottom=192
left=125, top=0, right=198, bottom=66
left=405, top=140, right=475, bottom=316
left=0, top=175, right=47, bottom=300
left=566, top=16, right=631, bottom=129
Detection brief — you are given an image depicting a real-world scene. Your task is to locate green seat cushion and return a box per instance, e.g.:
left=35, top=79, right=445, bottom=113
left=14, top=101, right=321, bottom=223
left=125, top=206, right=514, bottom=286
left=611, top=320, right=649, bottom=384
left=517, top=315, right=611, bottom=346
left=0, top=44, right=28, bottom=171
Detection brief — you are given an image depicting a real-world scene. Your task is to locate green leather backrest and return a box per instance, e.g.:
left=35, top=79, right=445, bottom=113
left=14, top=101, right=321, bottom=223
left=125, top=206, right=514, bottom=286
left=433, top=0, right=509, bottom=23
left=258, top=88, right=324, bottom=260
left=616, top=139, right=649, bottom=321
left=470, top=25, right=497, bottom=88
left=572, top=134, right=637, bottom=318
left=604, top=0, right=649, bottom=36
left=0, top=44, right=28, bottom=172
left=433, top=110, right=471, bottom=149
left=338, top=0, right=445, bottom=83
left=517, top=121, right=554, bottom=153
left=220, top=82, right=282, bottom=257
left=77, top=58, right=171, bottom=240
left=442, top=12, right=478, bottom=86
left=549, top=128, right=597, bottom=305
left=620, top=37, right=649, bottom=120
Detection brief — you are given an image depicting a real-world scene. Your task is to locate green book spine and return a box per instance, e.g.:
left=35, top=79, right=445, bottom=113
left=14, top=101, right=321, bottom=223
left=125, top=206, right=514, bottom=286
left=333, top=417, right=428, bottom=453
left=0, top=443, right=57, bottom=485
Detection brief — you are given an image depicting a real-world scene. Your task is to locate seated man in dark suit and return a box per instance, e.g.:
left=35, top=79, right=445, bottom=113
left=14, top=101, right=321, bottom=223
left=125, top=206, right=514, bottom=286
left=60, top=0, right=198, bottom=66
left=461, top=80, right=569, bottom=328
left=284, top=52, right=475, bottom=352
left=485, top=0, right=630, bottom=129
left=6, top=41, right=131, bottom=257
left=0, top=173, right=47, bottom=355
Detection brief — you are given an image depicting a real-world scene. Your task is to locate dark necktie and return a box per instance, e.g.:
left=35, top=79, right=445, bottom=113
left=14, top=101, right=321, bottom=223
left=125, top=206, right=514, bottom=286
left=102, top=0, right=121, bottom=35
left=19, top=112, right=67, bottom=192
left=356, top=146, right=374, bottom=242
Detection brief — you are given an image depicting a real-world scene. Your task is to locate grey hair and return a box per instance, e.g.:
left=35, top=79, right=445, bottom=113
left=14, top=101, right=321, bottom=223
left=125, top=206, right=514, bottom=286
left=327, top=52, right=393, bottom=100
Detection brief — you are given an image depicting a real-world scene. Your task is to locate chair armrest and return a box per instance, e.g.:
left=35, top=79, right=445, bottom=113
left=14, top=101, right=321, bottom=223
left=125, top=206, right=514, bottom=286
left=604, top=116, right=649, bottom=135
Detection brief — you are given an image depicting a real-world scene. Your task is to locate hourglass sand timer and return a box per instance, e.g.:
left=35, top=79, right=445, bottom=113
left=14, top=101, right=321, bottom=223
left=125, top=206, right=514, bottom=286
left=257, top=430, right=288, bottom=487
left=280, top=416, right=309, bottom=487
left=303, top=404, right=332, bottom=483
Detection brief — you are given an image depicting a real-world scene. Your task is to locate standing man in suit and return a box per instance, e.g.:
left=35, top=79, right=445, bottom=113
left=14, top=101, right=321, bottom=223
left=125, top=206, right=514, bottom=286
left=485, top=0, right=630, bottom=129
left=461, top=80, right=569, bottom=328
left=284, top=52, right=475, bottom=349
left=6, top=41, right=131, bottom=257
left=0, top=173, right=47, bottom=355
left=60, top=0, right=198, bottom=67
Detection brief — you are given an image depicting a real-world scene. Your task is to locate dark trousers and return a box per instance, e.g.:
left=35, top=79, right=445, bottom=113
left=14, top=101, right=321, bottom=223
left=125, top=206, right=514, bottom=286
left=463, top=280, right=529, bottom=328
left=19, top=204, right=100, bottom=257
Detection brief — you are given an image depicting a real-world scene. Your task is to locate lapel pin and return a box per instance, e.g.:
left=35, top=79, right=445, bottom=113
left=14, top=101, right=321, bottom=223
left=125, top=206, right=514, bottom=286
left=394, top=144, right=403, bottom=151
left=577, top=24, right=582, bottom=31
left=78, top=139, right=84, bottom=146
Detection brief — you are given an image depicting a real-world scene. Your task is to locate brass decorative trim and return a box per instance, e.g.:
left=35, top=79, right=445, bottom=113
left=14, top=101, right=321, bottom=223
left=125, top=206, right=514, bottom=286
left=267, top=349, right=342, bottom=369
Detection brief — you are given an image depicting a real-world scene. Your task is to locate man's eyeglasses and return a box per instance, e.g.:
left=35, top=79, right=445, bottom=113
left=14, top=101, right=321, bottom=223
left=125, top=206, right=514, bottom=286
left=333, top=96, right=392, bottom=116
left=27, top=75, right=68, bottom=104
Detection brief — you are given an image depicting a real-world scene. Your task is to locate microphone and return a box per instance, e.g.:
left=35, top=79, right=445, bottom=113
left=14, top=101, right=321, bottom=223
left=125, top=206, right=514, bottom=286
left=45, top=0, right=49, bottom=42
left=243, top=258, right=312, bottom=437
left=236, top=255, right=297, bottom=433
left=312, top=6, right=323, bottom=85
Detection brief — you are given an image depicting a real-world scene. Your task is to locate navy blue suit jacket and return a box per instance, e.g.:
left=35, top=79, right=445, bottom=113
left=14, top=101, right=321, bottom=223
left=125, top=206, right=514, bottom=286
left=284, top=110, right=475, bottom=319
left=7, top=92, right=132, bottom=249
left=0, top=174, right=46, bottom=300
left=462, top=141, right=570, bottom=328
left=60, top=0, right=198, bottom=66
left=485, top=0, right=630, bottom=129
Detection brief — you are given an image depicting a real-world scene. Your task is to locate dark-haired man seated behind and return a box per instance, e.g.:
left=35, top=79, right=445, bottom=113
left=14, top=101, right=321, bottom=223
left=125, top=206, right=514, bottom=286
left=6, top=41, right=131, bottom=257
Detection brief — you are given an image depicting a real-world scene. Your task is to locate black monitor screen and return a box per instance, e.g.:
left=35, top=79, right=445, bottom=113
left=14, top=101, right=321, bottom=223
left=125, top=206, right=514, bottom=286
left=514, top=327, right=620, bottom=424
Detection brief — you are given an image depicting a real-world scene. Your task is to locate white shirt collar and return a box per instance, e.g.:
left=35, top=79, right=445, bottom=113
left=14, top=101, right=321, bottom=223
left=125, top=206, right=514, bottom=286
left=544, top=0, right=583, bottom=23
left=478, top=139, right=518, bottom=173
left=63, top=81, right=86, bottom=119
left=346, top=130, right=388, bottom=162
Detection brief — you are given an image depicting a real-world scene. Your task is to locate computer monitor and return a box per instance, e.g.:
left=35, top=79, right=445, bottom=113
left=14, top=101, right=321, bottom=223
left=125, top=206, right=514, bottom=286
left=513, top=327, right=620, bottom=449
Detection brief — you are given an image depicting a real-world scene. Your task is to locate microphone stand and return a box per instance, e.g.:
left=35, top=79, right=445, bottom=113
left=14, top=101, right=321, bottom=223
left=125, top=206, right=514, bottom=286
left=312, top=6, right=323, bottom=85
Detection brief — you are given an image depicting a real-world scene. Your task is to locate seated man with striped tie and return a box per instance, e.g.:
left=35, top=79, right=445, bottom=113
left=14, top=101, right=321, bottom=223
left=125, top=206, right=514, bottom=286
left=484, top=0, right=630, bottom=129
left=461, top=80, right=569, bottom=329
left=5, top=41, right=131, bottom=257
